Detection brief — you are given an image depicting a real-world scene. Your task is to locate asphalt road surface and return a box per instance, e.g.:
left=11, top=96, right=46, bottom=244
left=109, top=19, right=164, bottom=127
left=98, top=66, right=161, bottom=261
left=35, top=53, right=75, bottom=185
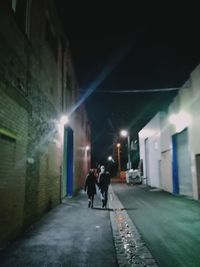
left=112, top=183, right=200, bottom=267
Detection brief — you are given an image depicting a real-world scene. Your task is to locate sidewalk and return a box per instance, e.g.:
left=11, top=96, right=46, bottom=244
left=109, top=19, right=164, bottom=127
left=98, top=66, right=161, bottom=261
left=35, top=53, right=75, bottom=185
left=0, top=184, right=158, bottom=267
left=0, top=189, right=118, bottom=267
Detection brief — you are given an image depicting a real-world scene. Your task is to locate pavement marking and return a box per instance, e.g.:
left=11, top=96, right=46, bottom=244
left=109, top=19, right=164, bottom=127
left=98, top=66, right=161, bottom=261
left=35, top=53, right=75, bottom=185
left=108, top=185, right=158, bottom=267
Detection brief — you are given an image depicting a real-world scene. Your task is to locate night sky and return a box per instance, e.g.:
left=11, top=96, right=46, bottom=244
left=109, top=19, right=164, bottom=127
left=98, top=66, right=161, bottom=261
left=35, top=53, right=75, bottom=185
left=56, top=2, right=200, bottom=166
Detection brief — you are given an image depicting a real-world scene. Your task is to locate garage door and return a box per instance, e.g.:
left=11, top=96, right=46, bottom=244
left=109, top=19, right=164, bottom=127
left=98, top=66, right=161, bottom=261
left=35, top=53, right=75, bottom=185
left=174, top=129, right=193, bottom=197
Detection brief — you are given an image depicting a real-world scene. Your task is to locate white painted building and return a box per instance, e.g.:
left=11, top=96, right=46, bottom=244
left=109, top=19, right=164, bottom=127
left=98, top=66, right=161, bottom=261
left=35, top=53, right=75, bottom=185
left=139, top=112, right=164, bottom=188
left=139, top=64, right=200, bottom=200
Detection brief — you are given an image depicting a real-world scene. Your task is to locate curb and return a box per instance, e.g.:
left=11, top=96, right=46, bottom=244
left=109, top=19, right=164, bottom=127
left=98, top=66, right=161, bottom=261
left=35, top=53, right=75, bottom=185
left=108, top=185, right=158, bottom=267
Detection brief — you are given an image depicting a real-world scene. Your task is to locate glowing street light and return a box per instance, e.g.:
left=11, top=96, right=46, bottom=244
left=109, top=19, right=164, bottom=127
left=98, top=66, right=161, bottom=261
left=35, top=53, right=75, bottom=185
left=85, top=145, right=90, bottom=151
left=60, top=115, right=69, bottom=127
left=120, top=129, right=131, bottom=170
left=116, top=143, right=121, bottom=173
left=108, top=155, right=113, bottom=161
left=58, top=115, right=69, bottom=138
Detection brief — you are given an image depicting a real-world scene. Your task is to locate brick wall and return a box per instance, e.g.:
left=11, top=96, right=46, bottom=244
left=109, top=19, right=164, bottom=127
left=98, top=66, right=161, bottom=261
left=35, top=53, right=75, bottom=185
left=0, top=88, right=28, bottom=248
left=0, top=1, right=63, bottom=246
left=0, top=1, right=91, bottom=248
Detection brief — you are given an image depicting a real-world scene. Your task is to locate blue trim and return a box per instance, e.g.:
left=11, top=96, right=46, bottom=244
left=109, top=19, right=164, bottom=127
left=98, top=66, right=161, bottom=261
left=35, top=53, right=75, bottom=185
left=66, top=127, right=73, bottom=197
left=172, top=135, right=179, bottom=194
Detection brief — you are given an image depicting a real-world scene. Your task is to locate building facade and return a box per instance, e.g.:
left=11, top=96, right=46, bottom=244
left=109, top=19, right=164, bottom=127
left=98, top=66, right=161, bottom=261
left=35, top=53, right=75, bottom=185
left=138, top=112, right=164, bottom=189
left=139, top=64, right=200, bottom=201
left=0, top=1, right=90, bottom=248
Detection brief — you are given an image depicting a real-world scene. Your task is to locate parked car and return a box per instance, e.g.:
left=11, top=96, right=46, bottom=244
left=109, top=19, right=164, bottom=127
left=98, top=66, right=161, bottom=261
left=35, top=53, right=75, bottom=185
left=126, top=169, right=142, bottom=184
left=125, top=160, right=143, bottom=185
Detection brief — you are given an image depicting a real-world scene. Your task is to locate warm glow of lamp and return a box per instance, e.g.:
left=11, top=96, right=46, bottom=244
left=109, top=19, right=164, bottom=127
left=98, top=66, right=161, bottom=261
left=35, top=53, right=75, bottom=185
left=108, top=156, right=112, bottom=161
left=85, top=145, right=90, bottom=151
left=116, top=143, right=121, bottom=173
left=120, top=129, right=131, bottom=169
left=120, top=130, right=128, bottom=137
left=60, top=115, right=69, bottom=126
left=58, top=115, right=69, bottom=138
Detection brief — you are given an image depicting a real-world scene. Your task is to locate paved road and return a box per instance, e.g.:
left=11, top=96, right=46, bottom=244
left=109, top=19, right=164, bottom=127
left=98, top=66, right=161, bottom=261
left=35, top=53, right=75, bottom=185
left=112, top=183, right=200, bottom=267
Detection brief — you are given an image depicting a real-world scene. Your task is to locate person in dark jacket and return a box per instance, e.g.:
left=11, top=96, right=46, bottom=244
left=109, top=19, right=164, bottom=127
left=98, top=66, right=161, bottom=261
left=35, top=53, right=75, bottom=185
left=84, top=169, right=97, bottom=208
left=98, top=165, right=110, bottom=208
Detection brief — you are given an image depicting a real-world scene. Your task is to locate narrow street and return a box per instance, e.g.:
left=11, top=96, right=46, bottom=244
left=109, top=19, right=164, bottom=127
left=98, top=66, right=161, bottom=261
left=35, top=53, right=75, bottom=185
left=112, top=182, right=200, bottom=267
left=1, top=181, right=200, bottom=266
left=1, top=2, right=200, bottom=267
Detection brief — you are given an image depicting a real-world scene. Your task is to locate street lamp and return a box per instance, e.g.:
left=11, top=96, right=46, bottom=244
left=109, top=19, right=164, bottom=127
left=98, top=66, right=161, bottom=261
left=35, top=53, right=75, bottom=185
left=116, top=143, right=121, bottom=173
left=58, top=115, right=69, bottom=138
left=60, top=115, right=69, bottom=126
left=85, top=145, right=90, bottom=151
left=120, top=130, right=131, bottom=170
left=108, top=155, right=112, bottom=161
left=108, top=155, right=114, bottom=162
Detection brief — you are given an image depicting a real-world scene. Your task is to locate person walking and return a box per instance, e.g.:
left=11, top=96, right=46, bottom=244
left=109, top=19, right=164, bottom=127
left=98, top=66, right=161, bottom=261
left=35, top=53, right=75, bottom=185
left=84, top=169, right=97, bottom=208
left=98, top=165, right=111, bottom=208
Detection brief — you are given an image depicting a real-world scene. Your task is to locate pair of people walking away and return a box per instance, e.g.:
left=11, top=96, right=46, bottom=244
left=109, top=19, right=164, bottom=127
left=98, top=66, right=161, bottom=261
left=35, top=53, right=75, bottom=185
left=84, top=169, right=97, bottom=208
left=84, top=166, right=110, bottom=209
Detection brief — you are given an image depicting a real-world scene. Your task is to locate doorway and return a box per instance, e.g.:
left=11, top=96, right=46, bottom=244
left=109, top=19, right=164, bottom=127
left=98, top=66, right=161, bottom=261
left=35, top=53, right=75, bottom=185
left=172, top=129, right=192, bottom=197
left=62, top=126, right=74, bottom=198
left=195, top=154, right=200, bottom=199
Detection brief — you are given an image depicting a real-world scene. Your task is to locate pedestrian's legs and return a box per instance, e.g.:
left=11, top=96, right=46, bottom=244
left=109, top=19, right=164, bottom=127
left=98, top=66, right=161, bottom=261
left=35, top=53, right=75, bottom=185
left=91, top=195, right=94, bottom=208
left=88, top=195, right=91, bottom=208
left=101, top=191, right=106, bottom=208
left=104, top=190, right=108, bottom=208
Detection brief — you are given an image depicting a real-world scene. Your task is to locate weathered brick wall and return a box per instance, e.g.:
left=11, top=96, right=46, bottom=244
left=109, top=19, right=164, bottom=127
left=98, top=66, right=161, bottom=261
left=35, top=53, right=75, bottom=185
left=73, top=106, right=91, bottom=192
left=0, top=0, right=91, bottom=248
left=19, top=2, right=63, bottom=225
left=0, top=1, right=63, bottom=245
left=37, top=142, right=61, bottom=215
left=24, top=84, right=61, bottom=226
left=0, top=87, right=28, bottom=248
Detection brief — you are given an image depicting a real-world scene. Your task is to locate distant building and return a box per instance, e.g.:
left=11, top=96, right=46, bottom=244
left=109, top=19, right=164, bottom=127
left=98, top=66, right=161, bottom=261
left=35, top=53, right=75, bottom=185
left=0, top=1, right=90, bottom=248
left=139, top=64, right=200, bottom=201
left=139, top=112, right=164, bottom=189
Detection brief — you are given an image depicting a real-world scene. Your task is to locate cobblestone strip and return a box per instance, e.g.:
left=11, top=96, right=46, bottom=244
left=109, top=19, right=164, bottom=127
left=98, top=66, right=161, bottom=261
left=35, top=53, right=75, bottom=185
left=108, top=186, right=158, bottom=267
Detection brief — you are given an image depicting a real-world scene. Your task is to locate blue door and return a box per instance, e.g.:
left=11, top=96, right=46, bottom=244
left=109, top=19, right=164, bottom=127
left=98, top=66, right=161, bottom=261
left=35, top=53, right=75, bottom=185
left=66, top=127, right=73, bottom=197
left=63, top=126, right=74, bottom=197
left=172, top=134, right=179, bottom=194
left=172, top=129, right=192, bottom=196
